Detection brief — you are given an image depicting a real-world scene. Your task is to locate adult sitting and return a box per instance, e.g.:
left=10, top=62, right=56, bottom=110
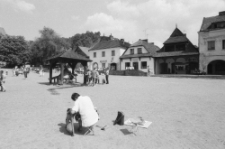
left=70, top=93, right=99, bottom=135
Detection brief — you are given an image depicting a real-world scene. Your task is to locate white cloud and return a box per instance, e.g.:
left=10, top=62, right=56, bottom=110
left=71, top=15, right=80, bottom=21
left=1, top=0, right=35, bottom=13
left=83, top=13, right=140, bottom=43
left=84, top=0, right=225, bottom=46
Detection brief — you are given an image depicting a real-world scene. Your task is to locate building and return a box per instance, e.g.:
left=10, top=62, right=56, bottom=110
left=199, top=11, right=225, bottom=75
left=120, top=39, right=160, bottom=74
left=154, top=27, right=199, bottom=74
left=88, top=35, right=129, bottom=70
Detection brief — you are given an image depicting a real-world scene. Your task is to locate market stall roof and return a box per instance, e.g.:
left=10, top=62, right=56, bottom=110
left=47, top=46, right=92, bottom=62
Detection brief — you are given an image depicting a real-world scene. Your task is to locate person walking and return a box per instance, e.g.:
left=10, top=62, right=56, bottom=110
left=105, top=68, right=109, bottom=84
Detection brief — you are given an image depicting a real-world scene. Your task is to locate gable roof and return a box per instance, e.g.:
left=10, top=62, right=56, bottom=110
left=164, top=28, right=188, bottom=44
left=120, top=39, right=160, bottom=59
left=89, top=36, right=130, bottom=51
left=47, top=46, right=91, bottom=62
left=131, top=39, right=159, bottom=54
left=200, top=14, right=225, bottom=32
left=79, top=46, right=89, bottom=56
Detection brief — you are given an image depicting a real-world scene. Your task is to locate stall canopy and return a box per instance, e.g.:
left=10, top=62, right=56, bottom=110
left=47, top=46, right=92, bottom=84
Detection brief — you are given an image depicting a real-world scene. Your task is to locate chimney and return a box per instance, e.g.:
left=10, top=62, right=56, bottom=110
left=219, top=11, right=225, bottom=16
left=142, top=39, right=148, bottom=43
left=149, top=42, right=154, bottom=45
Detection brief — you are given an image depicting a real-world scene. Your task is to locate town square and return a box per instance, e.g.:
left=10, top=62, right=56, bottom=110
left=1, top=0, right=225, bottom=148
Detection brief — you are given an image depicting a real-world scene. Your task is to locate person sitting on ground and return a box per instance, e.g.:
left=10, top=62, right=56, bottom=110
left=70, top=93, right=99, bottom=134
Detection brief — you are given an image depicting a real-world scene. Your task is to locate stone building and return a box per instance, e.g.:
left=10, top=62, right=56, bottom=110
left=120, top=39, right=159, bottom=74
left=154, top=27, right=199, bottom=74
left=199, top=11, right=225, bottom=75
left=88, top=35, right=129, bottom=70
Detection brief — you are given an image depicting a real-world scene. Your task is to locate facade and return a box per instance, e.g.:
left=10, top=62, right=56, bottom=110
left=120, top=39, right=160, bottom=74
left=199, top=11, right=225, bottom=75
left=154, top=27, right=199, bottom=74
left=88, top=36, right=129, bottom=70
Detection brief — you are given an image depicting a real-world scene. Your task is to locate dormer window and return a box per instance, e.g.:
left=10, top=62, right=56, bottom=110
left=130, top=49, right=134, bottom=54
left=138, top=48, right=142, bottom=54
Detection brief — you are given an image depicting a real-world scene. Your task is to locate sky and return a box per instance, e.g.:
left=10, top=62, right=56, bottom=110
left=0, top=0, right=225, bottom=47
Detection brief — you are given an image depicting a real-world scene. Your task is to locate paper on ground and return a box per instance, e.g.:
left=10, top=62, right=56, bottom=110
left=124, top=118, right=152, bottom=128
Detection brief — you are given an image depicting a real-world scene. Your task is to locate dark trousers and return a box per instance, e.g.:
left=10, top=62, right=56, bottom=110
left=106, top=75, right=109, bottom=84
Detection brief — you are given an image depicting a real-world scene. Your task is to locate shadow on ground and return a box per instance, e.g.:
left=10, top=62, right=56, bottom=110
left=38, top=82, right=91, bottom=95
left=58, top=123, right=91, bottom=136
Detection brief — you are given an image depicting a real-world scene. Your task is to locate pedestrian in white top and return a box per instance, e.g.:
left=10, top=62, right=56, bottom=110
left=71, top=93, right=99, bottom=134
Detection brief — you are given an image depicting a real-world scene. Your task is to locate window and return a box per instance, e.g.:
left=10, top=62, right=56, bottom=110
left=111, top=50, right=115, bottom=56
left=138, top=48, right=142, bottom=54
left=165, top=45, right=174, bottom=52
left=102, top=63, right=105, bottom=69
left=102, top=51, right=105, bottom=57
left=94, top=52, right=96, bottom=58
left=125, top=62, right=130, bottom=69
left=141, top=61, right=147, bottom=69
left=176, top=44, right=186, bottom=51
left=130, top=49, right=134, bottom=54
left=208, top=41, right=215, bottom=50
left=223, top=40, right=225, bottom=50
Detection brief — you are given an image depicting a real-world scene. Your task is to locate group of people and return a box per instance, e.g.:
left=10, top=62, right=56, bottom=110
left=84, top=67, right=109, bottom=86
left=13, top=65, right=30, bottom=78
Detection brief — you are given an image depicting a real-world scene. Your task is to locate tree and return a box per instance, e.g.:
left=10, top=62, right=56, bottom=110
left=0, top=35, right=30, bottom=67
left=70, top=31, right=101, bottom=48
left=30, top=27, right=70, bottom=65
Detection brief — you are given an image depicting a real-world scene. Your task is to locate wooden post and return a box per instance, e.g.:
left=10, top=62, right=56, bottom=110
left=49, top=62, right=53, bottom=84
left=83, top=62, right=87, bottom=85
left=60, top=63, right=64, bottom=85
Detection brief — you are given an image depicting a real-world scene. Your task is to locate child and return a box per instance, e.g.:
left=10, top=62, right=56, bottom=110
left=0, top=70, right=6, bottom=92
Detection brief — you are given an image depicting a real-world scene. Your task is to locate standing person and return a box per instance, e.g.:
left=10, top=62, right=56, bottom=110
left=147, top=66, right=150, bottom=76
left=39, top=65, right=44, bottom=77
left=84, top=66, right=89, bottom=85
left=0, top=70, right=6, bottom=92
left=70, top=93, right=99, bottom=134
left=15, top=66, right=19, bottom=76
left=105, top=67, right=109, bottom=84
left=23, top=66, right=28, bottom=79
left=91, top=68, right=98, bottom=86
left=87, top=69, right=92, bottom=85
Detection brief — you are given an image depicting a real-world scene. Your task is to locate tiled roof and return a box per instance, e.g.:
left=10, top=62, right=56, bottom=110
left=154, top=51, right=199, bottom=57
left=164, top=36, right=189, bottom=44
left=48, top=46, right=91, bottom=62
left=120, top=39, right=160, bottom=59
left=200, top=15, right=225, bottom=32
left=155, top=27, right=199, bottom=58
left=89, top=36, right=130, bottom=51
left=79, top=46, right=89, bottom=56
left=131, top=40, right=159, bottom=54
left=120, top=53, right=153, bottom=59
left=164, top=28, right=188, bottom=44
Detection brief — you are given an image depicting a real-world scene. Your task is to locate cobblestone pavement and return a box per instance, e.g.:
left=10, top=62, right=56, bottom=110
left=0, top=69, right=225, bottom=149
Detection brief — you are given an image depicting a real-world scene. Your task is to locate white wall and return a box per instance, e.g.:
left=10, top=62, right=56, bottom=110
left=121, top=57, right=155, bottom=74
left=199, top=29, right=225, bottom=72
left=89, top=47, right=125, bottom=70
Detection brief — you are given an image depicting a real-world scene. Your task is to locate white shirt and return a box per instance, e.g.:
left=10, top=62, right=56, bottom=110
left=72, top=96, right=98, bottom=127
